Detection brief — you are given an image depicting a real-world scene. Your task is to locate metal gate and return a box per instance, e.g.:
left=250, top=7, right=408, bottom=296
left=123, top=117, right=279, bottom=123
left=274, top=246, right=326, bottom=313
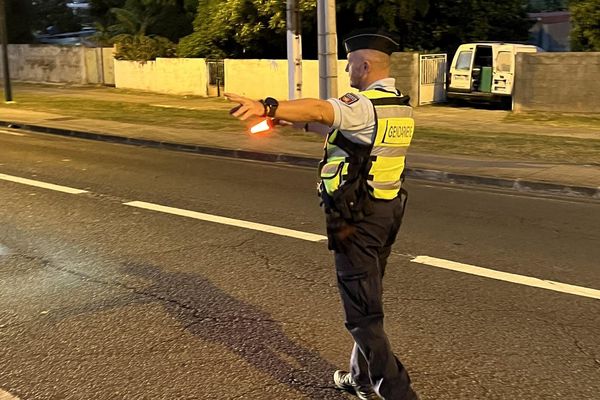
left=419, top=54, right=447, bottom=105
left=206, top=59, right=224, bottom=97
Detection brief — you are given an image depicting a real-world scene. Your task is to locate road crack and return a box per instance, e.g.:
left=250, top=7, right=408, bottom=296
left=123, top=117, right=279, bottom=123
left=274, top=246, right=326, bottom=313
left=251, top=250, right=336, bottom=289
left=533, top=314, right=600, bottom=370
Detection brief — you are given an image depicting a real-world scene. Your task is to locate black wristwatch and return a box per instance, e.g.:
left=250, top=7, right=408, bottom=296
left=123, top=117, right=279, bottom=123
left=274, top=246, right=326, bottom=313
left=262, top=97, right=279, bottom=118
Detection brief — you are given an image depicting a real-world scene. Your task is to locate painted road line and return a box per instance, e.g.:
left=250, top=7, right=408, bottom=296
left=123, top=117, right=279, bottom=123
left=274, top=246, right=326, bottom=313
left=0, top=389, right=20, bottom=400
left=124, top=200, right=328, bottom=242
left=0, top=244, right=10, bottom=256
left=412, top=255, right=600, bottom=300
left=1, top=170, right=593, bottom=299
left=124, top=201, right=599, bottom=299
left=0, top=173, right=88, bottom=194
left=0, top=129, right=25, bottom=136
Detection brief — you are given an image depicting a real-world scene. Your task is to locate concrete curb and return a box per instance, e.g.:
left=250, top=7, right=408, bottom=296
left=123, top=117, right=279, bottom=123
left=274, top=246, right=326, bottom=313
left=0, top=120, right=319, bottom=167
left=407, top=168, right=600, bottom=200
left=3, top=120, right=599, bottom=200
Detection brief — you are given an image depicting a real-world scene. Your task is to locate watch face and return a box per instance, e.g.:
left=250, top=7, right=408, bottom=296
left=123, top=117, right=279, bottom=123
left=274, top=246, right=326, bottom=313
left=265, top=97, right=279, bottom=107
left=264, top=97, right=278, bottom=117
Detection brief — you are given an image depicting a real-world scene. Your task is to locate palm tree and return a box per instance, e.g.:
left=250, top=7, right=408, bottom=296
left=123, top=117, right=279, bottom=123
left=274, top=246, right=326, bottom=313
left=109, top=0, right=174, bottom=36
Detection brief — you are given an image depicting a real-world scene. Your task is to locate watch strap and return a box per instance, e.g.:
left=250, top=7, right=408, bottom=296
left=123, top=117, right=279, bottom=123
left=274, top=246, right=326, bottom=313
left=259, top=99, right=267, bottom=117
left=264, top=97, right=279, bottom=118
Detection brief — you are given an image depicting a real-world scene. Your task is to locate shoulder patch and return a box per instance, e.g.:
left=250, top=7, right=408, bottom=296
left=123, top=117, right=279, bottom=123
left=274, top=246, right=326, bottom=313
left=339, top=93, right=360, bottom=105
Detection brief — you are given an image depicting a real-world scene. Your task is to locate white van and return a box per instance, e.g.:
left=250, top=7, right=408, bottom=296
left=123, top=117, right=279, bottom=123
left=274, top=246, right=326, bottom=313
left=447, top=42, right=541, bottom=105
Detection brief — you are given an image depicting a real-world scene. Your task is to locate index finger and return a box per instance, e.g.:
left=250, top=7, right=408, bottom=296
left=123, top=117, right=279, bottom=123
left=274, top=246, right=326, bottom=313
left=224, top=93, right=244, bottom=103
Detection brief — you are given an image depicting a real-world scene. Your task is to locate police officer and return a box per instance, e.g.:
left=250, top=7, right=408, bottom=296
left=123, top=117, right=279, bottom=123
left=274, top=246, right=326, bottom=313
left=226, top=29, right=419, bottom=400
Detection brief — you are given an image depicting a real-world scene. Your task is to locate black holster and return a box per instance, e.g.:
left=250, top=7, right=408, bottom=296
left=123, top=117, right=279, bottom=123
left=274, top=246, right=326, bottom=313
left=319, top=131, right=375, bottom=222
left=331, top=176, right=373, bottom=222
left=319, top=155, right=373, bottom=222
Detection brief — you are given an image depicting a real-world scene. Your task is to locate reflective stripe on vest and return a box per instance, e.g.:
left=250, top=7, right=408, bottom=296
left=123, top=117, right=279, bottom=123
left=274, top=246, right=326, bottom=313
left=319, top=89, right=414, bottom=200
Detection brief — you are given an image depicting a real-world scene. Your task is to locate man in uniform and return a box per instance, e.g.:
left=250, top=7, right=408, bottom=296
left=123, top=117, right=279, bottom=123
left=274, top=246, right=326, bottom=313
left=225, top=29, right=419, bottom=400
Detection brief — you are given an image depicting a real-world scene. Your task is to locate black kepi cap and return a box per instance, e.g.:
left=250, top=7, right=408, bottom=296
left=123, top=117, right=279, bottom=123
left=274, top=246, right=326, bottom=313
left=343, top=29, right=399, bottom=55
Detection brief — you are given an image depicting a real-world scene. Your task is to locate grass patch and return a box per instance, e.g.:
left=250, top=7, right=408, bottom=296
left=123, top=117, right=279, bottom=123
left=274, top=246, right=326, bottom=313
left=0, top=94, right=240, bottom=131
left=504, top=112, right=600, bottom=128
left=2, top=88, right=598, bottom=163
left=412, top=128, right=600, bottom=164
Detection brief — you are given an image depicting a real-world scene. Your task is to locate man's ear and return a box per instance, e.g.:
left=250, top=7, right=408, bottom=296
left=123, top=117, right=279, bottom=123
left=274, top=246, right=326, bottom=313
left=363, top=61, right=370, bottom=73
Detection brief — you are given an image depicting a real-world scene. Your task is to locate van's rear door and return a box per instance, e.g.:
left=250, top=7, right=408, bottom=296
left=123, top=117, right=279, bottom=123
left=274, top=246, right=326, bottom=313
left=492, top=45, right=514, bottom=96
left=448, top=44, right=475, bottom=92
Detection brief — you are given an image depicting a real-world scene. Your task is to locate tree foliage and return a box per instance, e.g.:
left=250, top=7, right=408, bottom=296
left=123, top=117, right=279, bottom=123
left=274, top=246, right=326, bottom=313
left=570, top=0, right=600, bottom=51
left=89, top=0, right=126, bottom=29
left=178, top=0, right=316, bottom=58
left=340, top=0, right=531, bottom=54
left=32, top=0, right=82, bottom=34
left=336, top=0, right=429, bottom=49
left=178, top=0, right=532, bottom=59
left=410, top=0, right=532, bottom=54
left=6, top=0, right=35, bottom=43
left=89, top=0, right=195, bottom=44
left=114, top=34, right=177, bottom=61
left=528, top=0, right=567, bottom=12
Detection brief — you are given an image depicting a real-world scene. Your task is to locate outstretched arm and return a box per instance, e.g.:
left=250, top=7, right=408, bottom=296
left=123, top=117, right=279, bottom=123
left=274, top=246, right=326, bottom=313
left=225, top=93, right=335, bottom=127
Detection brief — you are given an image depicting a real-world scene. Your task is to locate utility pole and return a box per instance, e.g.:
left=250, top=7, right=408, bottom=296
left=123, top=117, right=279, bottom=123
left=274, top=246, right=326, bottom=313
left=286, top=0, right=302, bottom=100
left=0, top=0, right=12, bottom=102
left=317, top=0, right=337, bottom=100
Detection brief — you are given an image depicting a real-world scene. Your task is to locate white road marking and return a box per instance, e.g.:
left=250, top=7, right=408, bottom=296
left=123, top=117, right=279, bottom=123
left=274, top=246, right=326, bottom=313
left=411, top=255, right=600, bottom=300
left=124, top=200, right=328, bottom=242
left=0, top=244, right=10, bottom=256
left=0, top=173, right=88, bottom=194
left=0, top=129, right=25, bottom=136
left=0, top=171, right=596, bottom=300
left=0, top=389, right=20, bottom=400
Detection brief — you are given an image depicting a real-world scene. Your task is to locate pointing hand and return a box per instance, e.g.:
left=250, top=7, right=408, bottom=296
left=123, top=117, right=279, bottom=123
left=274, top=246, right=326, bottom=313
left=224, top=93, right=264, bottom=121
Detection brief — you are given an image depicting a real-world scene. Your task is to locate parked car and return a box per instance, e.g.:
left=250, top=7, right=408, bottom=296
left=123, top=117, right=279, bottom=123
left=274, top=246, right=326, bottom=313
left=447, top=42, right=542, bottom=106
left=35, top=28, right=96, bottom=45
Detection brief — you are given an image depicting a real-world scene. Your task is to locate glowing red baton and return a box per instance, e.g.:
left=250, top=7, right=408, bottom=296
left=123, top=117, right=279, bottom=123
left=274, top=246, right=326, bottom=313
left=250, top=118, right=274, bottom=134
left=229, top=104, right=275, bottom=135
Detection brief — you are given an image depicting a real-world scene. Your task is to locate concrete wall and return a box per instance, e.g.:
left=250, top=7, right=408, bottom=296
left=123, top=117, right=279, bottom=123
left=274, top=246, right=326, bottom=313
left=0, top=45, right=114, bottom=85
left=224, top=59, right=353, bottom=99
left=513, top=52, right=600, bottom=113
left=84, top=47, right=116, bottom=85
left=390, top=52, right=419, bottom=105
left=0, top=48, right=420, bottom=101
left=114, top=58, right=208, bottom=96
left=3, top=44, right=86, bottom=83
left=224, top=54, right=419, bottom=101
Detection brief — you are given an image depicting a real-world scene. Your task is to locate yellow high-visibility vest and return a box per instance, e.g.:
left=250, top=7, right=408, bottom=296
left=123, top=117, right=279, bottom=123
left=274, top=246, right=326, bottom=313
left=319, top=89, right=414, bottom=200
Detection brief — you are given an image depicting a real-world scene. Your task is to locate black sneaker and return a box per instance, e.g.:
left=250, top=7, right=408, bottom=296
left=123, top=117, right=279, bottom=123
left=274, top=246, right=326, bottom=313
left=405, top=386, right=420, bottom=400
left=333, top=370, right=380, bottom=400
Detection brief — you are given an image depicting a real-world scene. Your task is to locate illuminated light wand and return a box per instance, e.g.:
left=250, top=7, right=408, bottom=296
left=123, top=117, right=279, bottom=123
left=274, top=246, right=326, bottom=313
left=249, top=118, right=275, bottom=134
left=230, top=104, right=276, bottom=135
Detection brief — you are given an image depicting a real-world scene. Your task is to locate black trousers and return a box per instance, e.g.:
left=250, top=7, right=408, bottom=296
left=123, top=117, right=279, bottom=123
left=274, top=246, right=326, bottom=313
left=326, top=193, right=412, bottom=400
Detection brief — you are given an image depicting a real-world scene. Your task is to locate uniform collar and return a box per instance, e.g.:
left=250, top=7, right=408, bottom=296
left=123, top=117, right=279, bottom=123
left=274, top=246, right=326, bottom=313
left=364, top=78, right=397, bottom=92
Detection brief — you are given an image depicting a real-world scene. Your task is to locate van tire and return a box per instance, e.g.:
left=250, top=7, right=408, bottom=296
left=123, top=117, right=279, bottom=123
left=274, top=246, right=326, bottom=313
left=500, top=96, right=512, bottom=110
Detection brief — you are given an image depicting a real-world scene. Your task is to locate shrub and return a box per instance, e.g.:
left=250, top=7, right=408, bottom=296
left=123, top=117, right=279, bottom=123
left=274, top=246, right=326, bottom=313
left=177, top=32, right=227, bottom=58
left=113, top=34, right=176, bottom=61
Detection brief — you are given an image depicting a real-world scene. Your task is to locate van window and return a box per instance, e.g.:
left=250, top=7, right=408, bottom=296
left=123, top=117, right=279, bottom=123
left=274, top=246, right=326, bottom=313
left=474, top=46, right=493, bottom=67
left=455, top=51, right=472, bottom=70
left=496, top=51, right=512, bottom=72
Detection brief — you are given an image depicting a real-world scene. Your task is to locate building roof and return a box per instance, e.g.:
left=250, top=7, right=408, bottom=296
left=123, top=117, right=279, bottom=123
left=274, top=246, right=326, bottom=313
left=528, top=11, right=570, bottom=24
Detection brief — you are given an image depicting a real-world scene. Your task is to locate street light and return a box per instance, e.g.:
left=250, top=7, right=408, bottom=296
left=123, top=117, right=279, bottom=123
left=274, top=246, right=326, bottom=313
left=0, top=0, right=13, bottom=102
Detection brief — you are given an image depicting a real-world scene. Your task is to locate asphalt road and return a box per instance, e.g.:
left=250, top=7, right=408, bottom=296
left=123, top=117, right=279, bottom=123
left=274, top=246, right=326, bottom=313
left=1, top=130, right=599, bottom=400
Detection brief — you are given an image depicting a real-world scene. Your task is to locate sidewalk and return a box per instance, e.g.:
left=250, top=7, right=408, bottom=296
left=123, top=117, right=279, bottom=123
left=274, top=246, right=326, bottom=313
left=1, top=85, right=599, bottom=199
